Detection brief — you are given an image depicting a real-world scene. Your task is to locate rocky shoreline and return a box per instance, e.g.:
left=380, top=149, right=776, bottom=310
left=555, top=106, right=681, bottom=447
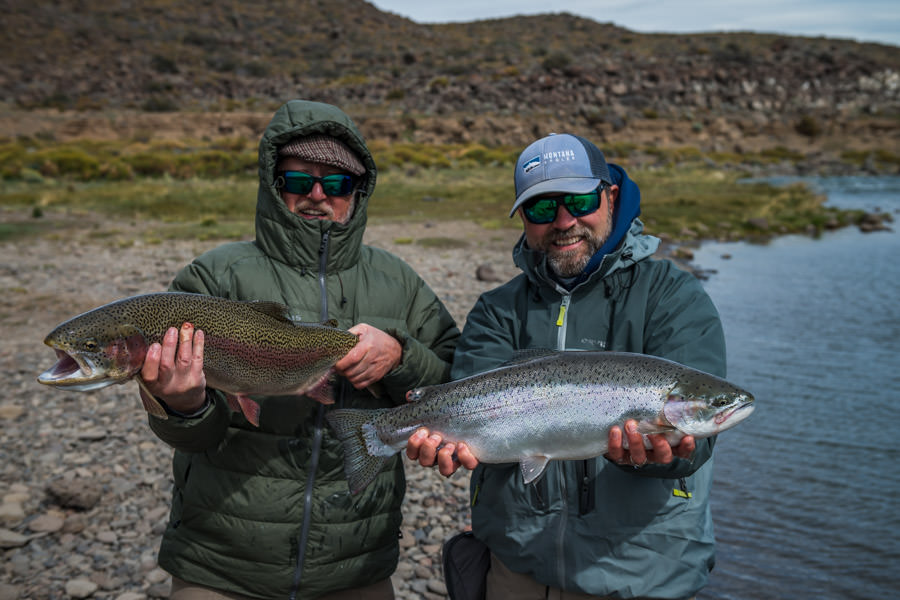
left=0, top=212, right=856, bottom=599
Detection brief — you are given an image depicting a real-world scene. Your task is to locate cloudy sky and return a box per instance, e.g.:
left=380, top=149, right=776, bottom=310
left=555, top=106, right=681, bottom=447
left=370, top=0, right=900, bottom=47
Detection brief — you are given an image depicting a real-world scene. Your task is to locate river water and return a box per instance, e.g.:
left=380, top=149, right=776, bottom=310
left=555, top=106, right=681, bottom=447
left=693, top=176, right=900, bottom=599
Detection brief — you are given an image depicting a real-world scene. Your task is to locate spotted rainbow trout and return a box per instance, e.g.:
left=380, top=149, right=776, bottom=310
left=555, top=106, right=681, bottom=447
left=37, top=292, right=359, bottom=425
left=327, top=350, right=754, bottom=494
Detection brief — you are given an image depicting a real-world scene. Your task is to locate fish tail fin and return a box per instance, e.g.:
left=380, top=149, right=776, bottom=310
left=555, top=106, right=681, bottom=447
left=326, top=408, right=395, bottom=494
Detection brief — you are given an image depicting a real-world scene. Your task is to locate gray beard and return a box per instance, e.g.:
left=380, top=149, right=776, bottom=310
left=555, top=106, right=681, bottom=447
left=545, top=202, right=614, bottom=278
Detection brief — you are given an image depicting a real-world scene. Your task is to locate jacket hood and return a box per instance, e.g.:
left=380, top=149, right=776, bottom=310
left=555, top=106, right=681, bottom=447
left=513, top=162, right=659, bottom=288
left=255, top=100, right=377, bottom=269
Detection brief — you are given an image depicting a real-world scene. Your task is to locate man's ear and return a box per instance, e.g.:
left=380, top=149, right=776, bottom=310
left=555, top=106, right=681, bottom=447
left=606, top=184, right=620, bottom=207
left=516, top=207, right=528, bottom=226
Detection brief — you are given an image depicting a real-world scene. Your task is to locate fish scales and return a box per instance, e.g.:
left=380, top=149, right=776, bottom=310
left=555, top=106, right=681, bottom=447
left=327, top=351, right=754, bottom=494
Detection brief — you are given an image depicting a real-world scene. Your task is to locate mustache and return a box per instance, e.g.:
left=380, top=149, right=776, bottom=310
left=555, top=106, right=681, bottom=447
left=546, top=225, right=592, bottom=244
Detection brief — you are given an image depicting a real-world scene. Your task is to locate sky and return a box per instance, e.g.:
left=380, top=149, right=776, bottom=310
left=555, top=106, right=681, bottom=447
left=369, top=0, right=900, bottom=47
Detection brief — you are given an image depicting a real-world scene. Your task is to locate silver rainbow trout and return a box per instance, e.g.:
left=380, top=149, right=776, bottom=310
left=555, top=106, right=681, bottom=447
left=327, top=350, right=754, bottom=494
left=37, top=292, right=359, bottom=425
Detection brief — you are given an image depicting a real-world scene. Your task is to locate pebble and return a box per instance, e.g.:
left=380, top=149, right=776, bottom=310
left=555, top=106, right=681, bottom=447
left=65, top=579, right=99, bottom=598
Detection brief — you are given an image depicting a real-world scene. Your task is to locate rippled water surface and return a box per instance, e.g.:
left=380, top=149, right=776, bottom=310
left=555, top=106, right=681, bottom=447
left=694, top=176, right=900, bottom=599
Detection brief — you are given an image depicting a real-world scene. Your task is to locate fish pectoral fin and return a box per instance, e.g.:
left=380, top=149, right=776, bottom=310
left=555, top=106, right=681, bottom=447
left=635, top=418, right=674, bottom=436
left=135, top=377, right=168, bottom=420
left=520, top=455, right=551, bottom=485
left=227, top=393, right=261, bottom=427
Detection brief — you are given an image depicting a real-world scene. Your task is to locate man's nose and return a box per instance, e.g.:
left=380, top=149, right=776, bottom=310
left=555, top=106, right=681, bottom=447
left=308, top=182, right=328, bottom=201
left=553, top=204, right=577, bottom=228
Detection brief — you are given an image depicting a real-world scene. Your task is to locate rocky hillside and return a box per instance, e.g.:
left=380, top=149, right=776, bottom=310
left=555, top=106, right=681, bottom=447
left=1, top=0, right=899, bottom=158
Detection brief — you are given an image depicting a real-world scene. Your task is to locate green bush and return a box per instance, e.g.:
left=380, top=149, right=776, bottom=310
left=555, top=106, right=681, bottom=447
left=795, top=115, right=822, bottom=138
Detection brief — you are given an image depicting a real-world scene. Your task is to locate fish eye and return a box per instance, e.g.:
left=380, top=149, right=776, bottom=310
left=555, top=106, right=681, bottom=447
left=82, top=339, right=99, bottom=351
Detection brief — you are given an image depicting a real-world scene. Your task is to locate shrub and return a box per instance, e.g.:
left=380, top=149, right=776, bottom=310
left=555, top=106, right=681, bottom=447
left=795, top=115, right=822, bottom=138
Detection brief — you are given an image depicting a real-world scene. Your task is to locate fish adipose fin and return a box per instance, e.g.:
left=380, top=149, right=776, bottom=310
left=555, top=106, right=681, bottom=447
left=520, top=455, right=551, bottom=484
left=326, top=408, right=395, bottom=494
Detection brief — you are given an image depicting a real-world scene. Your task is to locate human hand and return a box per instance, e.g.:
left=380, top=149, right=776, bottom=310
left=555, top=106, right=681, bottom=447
left=406, top=428, right=479, bottom=477
left=139, top=322, right=207, bottom=413
left=605, top=419, right=696, bottom=467
left=334, top=323, right=402, bottom=389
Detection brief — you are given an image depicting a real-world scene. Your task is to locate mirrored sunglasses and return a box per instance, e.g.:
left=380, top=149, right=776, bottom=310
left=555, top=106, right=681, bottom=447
left=277, top=171, right=357, bottom=197
left=522, top=188, right=603, bottom=224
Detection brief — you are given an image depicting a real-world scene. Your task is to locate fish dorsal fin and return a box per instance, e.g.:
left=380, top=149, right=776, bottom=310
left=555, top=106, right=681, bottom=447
left=245, top=301, right=293, bottom=323
left=520, top=455, right=551, bottom=484
left=503, top=348, right=557, bottom=367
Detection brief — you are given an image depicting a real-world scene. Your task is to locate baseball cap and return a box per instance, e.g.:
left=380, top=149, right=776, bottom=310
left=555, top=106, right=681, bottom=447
left=510, top=133, right=612, bottom=217
left=278, top=134, right=366, bottom=176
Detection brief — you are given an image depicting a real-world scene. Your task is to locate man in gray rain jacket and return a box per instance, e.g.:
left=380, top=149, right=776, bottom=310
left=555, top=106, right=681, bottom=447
left=140, top=100, right=459, bottom=599
left=409, top=133, right=726, bottom=599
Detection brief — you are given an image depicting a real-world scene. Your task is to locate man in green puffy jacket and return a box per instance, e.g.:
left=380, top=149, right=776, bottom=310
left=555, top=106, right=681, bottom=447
left=408, top=133, right=726, bottom=599
left=138, top=100, right=459, bottom=599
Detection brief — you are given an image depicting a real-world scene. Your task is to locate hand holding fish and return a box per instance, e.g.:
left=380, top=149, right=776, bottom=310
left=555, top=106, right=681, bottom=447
left=334, top=323, right=402, bottom=390
left=139, top=322, right=208, bottom=414
left=606, top=419, right=696, bottom=467
left=406, top=429, right=479, bottom=477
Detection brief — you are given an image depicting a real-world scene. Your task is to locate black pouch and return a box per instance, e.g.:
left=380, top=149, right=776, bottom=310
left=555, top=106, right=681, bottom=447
left=441, top=530, right=491, bottom=600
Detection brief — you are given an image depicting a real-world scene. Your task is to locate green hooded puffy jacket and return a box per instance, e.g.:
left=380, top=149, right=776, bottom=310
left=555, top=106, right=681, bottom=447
left=452, top=165, right=726, bottom=599
left=147, top=100, right=459, bottom=599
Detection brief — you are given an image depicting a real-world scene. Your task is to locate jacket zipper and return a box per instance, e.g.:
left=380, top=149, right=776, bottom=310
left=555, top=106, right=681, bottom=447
left=289, top=230, right=331, bottom=599
left=553, top=294, right=571, bottom=584
left=555, top=294, right=571, bottom=350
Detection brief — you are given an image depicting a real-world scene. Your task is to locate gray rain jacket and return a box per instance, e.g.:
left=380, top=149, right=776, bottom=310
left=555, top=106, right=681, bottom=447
left=148, top=100, right=459, bottom=599
left=452, top=164, right=726, bottom=599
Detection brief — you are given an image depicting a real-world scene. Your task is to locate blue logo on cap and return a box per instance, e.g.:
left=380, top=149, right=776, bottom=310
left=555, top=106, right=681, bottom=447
left=522, top=155, right=541, bottom=174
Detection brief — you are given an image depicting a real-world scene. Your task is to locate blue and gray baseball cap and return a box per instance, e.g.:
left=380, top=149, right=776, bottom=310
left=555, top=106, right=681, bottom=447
left=510, top=133, right=612, bottom=217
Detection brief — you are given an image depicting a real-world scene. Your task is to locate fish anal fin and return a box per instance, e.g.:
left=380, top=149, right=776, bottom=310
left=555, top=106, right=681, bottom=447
left=227, top=393, right=261, bottom=427
left=302, top=371, right=337, bottom=405
left=520, top=455, right=551, bottom=484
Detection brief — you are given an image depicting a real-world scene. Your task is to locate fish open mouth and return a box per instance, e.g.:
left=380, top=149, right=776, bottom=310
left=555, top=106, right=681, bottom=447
left=37, top=349, right=113, bottom=391
left=39, top=350, right=86, bottom=381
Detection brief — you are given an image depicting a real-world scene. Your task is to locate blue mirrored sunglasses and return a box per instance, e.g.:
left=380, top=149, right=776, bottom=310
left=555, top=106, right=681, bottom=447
left=522, top=186, right=604, bottom=224
left=276, top=171, right=357, bottom=196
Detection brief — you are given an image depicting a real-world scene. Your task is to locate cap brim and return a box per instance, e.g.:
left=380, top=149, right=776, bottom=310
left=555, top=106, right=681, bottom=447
left=509, top=177, right=602, bottom=217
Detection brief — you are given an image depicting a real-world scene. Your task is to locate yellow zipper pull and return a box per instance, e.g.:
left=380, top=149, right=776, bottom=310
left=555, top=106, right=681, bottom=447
left=556, top=304, right=566, bottom=327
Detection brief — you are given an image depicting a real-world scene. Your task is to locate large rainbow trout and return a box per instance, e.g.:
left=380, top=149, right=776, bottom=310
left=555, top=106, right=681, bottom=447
left=38, top=292, right=358, bottom=425
left=327, top=350, right=754, bottom=494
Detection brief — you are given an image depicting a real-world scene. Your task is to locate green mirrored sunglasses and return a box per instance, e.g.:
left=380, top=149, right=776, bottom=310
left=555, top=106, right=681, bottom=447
left=522, top=187, right=603, bottom=224
left=276, top=171, right=357, bottom=196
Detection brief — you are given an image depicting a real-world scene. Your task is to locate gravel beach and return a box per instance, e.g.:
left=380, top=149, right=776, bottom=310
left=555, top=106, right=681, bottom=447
left=0, top=213, right=679, bottom=599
